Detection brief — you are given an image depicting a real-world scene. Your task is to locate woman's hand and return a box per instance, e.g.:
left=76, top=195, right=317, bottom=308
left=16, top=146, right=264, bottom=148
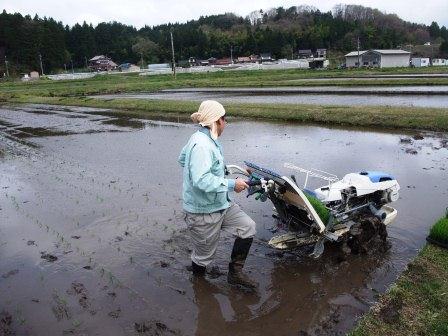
left=234, top=178, right=249, bottom=193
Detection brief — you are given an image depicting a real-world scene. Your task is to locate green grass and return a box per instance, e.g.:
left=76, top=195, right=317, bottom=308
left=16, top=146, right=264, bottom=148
left=350, top=216, right=448, bottom=336
left=429, top=217, right=448, bottom=245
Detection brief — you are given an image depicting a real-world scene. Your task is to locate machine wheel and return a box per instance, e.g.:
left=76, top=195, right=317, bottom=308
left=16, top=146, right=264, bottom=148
left=346, top=215, right=388, bottom=254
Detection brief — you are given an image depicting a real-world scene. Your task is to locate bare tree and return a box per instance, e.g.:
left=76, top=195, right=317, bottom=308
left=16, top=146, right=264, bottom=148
left=247, top=10, right=263, bottom=25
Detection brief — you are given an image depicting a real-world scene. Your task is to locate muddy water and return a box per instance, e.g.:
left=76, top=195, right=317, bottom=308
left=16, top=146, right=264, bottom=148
left=0, top=104, right=447, bottom=335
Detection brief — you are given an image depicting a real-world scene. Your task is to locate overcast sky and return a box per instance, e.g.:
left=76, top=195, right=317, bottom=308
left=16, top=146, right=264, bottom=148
left=2, top=0, right=447, bottom=28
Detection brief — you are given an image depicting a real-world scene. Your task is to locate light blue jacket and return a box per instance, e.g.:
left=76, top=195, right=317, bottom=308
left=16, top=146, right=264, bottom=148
left=178, top=127, right=235, bottom=213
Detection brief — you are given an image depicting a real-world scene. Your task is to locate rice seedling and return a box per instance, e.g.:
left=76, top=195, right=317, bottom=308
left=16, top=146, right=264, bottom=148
left=304, top=193, right=330, bottom=224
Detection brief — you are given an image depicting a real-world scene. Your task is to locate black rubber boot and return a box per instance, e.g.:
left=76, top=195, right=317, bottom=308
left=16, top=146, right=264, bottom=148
left=228, top=237, right=258, bottom=290
left=192, top=261, right=206, bottom=276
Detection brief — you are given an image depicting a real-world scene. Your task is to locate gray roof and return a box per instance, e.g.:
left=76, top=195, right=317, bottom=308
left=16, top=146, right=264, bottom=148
left=345, top=49, right=410, bottom=57
left=90, top=55, right=107, bottom=61
left=372, top=49, right=410, bottom=55
left=345, top=50, right=368, bottom=57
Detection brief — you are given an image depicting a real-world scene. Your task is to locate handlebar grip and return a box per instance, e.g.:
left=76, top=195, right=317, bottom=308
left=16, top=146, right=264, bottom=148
left=246, top=179, right=262, bottom=186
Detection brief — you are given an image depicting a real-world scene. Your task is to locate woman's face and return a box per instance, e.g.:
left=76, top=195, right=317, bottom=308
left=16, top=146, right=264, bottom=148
left=216, top=116, right=226, bottom=137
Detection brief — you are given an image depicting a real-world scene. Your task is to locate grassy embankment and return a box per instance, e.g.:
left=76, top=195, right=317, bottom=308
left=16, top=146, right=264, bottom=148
left=351, top=216, right=448, bottom=336
left=1, top=67, right=448, bottom=131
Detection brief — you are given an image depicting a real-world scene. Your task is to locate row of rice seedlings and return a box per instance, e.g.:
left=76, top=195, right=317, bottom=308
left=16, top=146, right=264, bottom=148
left=4, top=140, right=179, bottom=298
left=2, top=132, right=157, bottom=276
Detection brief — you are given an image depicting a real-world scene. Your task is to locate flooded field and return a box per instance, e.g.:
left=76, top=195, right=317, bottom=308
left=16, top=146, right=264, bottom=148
left=95, top=86, right=448, bottom=108
left=1, top=104, right=448, bottom=335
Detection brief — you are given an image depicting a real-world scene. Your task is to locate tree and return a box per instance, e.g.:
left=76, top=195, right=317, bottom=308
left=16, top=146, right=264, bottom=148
left=440, top=26, right=448, bottom=41
left=247, top=10, right=263, bottom=25
left=429, top=21, right=440, bottom=39
left=132, top=37, right=159, bottom=66
left=440, top=40, right=448, bottom=57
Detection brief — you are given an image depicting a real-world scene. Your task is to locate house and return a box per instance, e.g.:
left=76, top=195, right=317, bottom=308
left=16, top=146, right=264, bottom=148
left=411, top=57, right=430, bottom=67
left=30, top=71, right=40, bottom=79
left=298, top=49, right=313, bottom=59
left=249, top=55, right=260, bottom=63
left=214, top=58, right=232, bottom=66
left=260, top=53, right=273, bottom=63
left=316, top=49, right=327, bottom=58
left=236, top=56, right=252, bottom=63
left=88, top=55, right=118, bottom=71
left=432, top=59, right=447, bottom=66
left=345, top=50, right=410, bottom=68
left=118, top=63, right=140, bottom=72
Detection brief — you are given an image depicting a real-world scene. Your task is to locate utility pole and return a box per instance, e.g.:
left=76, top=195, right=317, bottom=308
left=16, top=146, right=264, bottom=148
left=170, top=31, right=176, bottom=78
left=140, top=52, right=144, bottom=70
left=4, top=56, right=9, bottom=77
left=64, top=63, right=67, bottom=72
left=357, top=36, right=360, bottom=69
left=39, top=53, right=44, bottom=76
left=70, top=59, right=74, bottom=74
left=230, top=45, right=233, bottom=64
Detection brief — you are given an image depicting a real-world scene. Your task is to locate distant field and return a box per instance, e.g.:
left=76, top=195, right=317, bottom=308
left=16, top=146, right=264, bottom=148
left=8, top=95, right=448, bottom=132
left=1, top=67, right=448, bottom=98
left=1, top=67, right=448, bottom=132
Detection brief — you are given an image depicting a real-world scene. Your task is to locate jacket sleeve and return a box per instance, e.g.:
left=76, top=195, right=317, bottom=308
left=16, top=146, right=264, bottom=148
left=178, top=144, right=187, bottom=167
left=189, top=144, right=235, bottom=193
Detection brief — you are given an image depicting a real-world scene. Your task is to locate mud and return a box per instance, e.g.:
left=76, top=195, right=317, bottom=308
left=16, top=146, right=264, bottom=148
left=0, top=310, right=14, bottom=336
left=0, top=104, right=447, bottom=335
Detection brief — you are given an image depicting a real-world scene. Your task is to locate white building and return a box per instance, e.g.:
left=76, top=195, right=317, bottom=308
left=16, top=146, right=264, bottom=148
left=30, top=71, right=40, bottom=79
left=432, top=58, right=447, bottom=66
left=411, top=57, right=430, bottom=67
left=345, top=49, right=410, bottom=68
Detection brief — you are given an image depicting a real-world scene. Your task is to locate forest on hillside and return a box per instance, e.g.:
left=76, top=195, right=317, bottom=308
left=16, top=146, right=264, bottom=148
left=1, top=4, right=448, bottom=75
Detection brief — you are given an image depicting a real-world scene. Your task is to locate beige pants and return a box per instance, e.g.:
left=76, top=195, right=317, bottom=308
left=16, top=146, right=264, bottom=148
left=184, top=203, right=256, bottom=267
